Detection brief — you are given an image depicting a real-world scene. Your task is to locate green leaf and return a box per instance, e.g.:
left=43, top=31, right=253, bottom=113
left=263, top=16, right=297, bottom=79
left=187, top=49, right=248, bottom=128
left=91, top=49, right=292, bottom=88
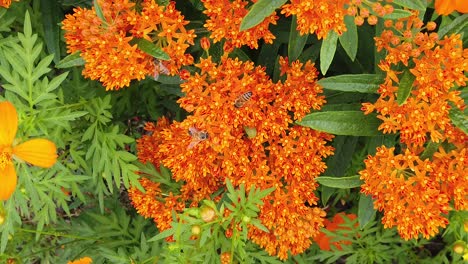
left=40, top=0, right=62, bottom=63
left=133, top=38, right=170, bottom=60
left=397, top=70, right=415, bottom=105
left=358, top=194, right=376, bottom=228
left=56, top=52, right=85, bottom=68
left=438, top=14, right=468, bottom=38
left=449, top=104, right=468, bottom=134
left=244, top=126, right=257, bottom=138
left=239, top=0, right=287, bottom=31
left=94, top=0, right=107, bottom=23
left=297, top=111, right=382, bottom=136
left=339, top=16, right=358, bottom=61
left=392, top=0, right=426, bottom=11
left=420, top=141, right=441, bottom=160
left=318, top=74, right=383, bottom=93
left=316, top=175, right=363, bottom=189
left=383, top=9, right=413, bottom=20
left=320, top=31, right=338, bottom=75
left=288, top=16, right=308, bottom=62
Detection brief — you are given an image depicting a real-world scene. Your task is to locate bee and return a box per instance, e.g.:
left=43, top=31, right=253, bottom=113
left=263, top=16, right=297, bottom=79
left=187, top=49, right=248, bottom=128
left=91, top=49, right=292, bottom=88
left=188, top=126, right=209, bottom=149
left=153, top=59, right=170, bottom=80
left=234, top=91, right=253, bottom=108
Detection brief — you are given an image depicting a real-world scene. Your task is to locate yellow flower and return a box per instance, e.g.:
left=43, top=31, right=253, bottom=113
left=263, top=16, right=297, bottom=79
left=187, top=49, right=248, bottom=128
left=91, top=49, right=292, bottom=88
left=67, top=257, right=92, bottom=264
left=0, top=101, right=57, bottom=200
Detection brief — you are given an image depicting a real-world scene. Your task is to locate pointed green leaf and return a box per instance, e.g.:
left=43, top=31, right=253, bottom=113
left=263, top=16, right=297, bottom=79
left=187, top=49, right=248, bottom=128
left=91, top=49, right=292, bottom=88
left=148, top=228, right=176, bottom=242
left=383, top=9, right=413, bottom=20
left=239, top=0, right=287, bottom=31
left=392, top=0, right=426, bottom=11
left=358, top=194, right=376, bottom=228
left=438, top=14, right=468, bottom=38
left=288, top=16, right=308, bottom=61
left=449, top=104, right=468, bottom=134
left=56, top=52, right=85, bottom=68
left=297, top=111, right=382, bottom=136
left=316, top=175, right=363, bottom=189
left=133, top=38, right=170, bottom=60
left=318, top=74, right=384, bottom=93
left=94, top=0, right=107, bottom=23
left=320, top=31, right=338, bottom=75
left=339, top=15, right=358, bottom=61
left=397, top=70, right=415, bottom=105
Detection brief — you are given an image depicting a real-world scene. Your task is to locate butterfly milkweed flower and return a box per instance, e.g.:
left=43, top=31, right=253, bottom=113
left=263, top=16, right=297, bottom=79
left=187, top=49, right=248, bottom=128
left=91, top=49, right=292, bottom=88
left=434, top=0, right=468, bottom=15
left=0, top=0, right=19, bottom=8
left=0, top=101, right=57, bottom=200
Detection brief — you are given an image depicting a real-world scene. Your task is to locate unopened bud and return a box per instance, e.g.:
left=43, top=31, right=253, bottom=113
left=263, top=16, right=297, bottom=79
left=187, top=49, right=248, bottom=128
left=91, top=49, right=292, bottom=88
left=200, top=37, right=211, bottom=50
left=201, top=207, right=216, bottom=222
left=453, top=241, right=466, bottom=255
left=191, top=225, right=201, bottom=236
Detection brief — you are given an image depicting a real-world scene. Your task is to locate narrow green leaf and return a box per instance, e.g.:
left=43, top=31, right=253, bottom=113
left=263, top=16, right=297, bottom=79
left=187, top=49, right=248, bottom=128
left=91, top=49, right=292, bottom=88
left=339, top=16, right=358, bottom=61
left=318, top=74, right=383, bottom=93
left=239, top=0, right=287, bottom=31
left=383, top=9, right=413, bottom=20
left=93, top=0, right=107, bottom=23
left=56, top=52, right=85, bottom=68
left=288, top=16, right=308, bottom=62
left=133, top=38, right=170, bottom=60
left=438, top=14, right=468, bottom=38
left=449, top=104, right=468, bottom=134
left=316, top=175, right=363, bottom=189
left=358, top=194, right=376, bottom=228
left=40, top=0, right=61, bottom=63
left=23, top=12, right=32, bottom=38
left=297, top=111, right=382, bottom=136
left=148, top=228, right=176, bottom=242
left=392, top=0, right=426, bottom=11
left=397, top=70, right=415, bottom=105
left=320, top=31, right=338, bottom=75
left=420, top=141, right=441, bottom=160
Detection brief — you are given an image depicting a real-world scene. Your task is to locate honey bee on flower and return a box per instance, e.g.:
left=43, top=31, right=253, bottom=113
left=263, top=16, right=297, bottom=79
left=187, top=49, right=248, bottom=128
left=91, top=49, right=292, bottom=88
left=188, top=127, right=209, bottom=149
left=234, top=91, right=253, bottom=108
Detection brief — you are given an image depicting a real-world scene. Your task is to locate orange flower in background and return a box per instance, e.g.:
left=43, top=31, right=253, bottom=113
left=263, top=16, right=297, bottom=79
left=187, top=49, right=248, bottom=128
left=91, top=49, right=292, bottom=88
left=202, top=0, right=278, bottom=50
left=0, top=101, right=57, bottom=200
left=67, top=257, right=92, bottom=264
left=281, top=0, right=349, bottom=39
left=434, top=0, right=468, bottom=15
left=314, top=213, right=357, bottom=251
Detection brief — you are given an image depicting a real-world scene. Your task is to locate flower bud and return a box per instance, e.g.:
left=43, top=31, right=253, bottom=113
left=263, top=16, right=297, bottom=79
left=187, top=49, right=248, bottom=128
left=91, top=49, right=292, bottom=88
left=200, top=207, right=216, bottom=222
left=191, top=225, right=201, bottom=236
left=453, top=241, right=466, bottom=255
left=200, top=37, right=211, bottom=50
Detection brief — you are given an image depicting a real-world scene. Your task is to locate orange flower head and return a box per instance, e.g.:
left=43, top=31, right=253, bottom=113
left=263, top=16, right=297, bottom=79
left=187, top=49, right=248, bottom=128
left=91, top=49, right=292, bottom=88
left=202, top=0, right=278, bottom=49
left=67, top=257, right=92, bottom=264
left=435, top=0, right=468, bottom=15
left=281, top=0, right=349, bottom=39
left=0, top=101, right=57, bottom=200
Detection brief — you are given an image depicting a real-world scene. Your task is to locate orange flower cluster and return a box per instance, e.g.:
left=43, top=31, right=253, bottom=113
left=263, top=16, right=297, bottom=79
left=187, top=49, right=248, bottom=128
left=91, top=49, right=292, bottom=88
left=62, top=0, right=195, bottom=90
left=202, top=0, right=277, bottom=50
left=132, top=56, right=334, bottom=259
left=0, top=0, right=14, bottom=8
left=360, top=12, right=467, bottom=240
left=281, top=0, right=349, bottom=39
left=362, top=14, right=467, bottom=146
left=360, top=146, right=467, bottom=240
left=346, top=0, right=394, bottom=26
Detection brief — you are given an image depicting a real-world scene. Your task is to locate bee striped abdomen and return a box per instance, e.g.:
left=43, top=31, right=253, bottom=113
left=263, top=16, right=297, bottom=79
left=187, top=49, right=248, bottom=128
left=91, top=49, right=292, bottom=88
left=234, top=91, right=253, bottom=108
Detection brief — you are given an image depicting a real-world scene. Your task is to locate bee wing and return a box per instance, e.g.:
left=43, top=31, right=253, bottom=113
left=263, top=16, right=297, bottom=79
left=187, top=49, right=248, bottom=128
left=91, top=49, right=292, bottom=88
left=188, top=139, right=201, bottom=149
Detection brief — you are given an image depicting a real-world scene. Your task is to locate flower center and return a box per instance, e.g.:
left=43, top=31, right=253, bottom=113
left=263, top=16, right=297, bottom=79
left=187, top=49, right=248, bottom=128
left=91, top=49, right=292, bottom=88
left=0, top=145, right=13, bottom=170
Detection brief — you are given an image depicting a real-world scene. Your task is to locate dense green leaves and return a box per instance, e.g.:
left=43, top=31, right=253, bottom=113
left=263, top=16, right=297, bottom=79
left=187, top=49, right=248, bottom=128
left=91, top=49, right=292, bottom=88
left=297, top=111, right=382, bottom=136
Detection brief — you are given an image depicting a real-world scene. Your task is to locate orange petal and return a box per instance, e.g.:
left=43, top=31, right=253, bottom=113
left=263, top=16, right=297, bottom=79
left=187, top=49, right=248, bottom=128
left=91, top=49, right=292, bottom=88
left=435, top=0, right=456, bottom=15
left=0, top=101, right=18, bottom=146
left=0, top=163, right=17, bottom=200
left=455, top=0, right=468, bottom=13
left=13, top=139, right=57, bottom=168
